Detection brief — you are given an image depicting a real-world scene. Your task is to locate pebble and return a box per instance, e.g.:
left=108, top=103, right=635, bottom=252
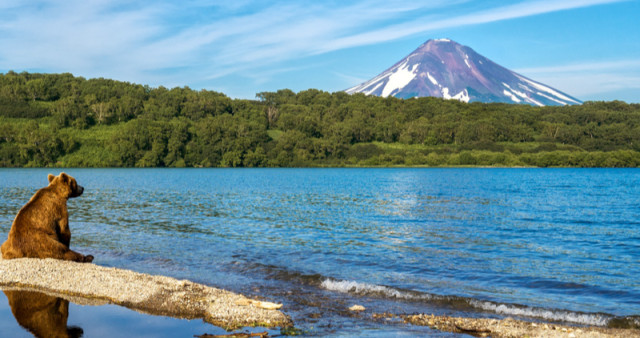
left=348, top=305, right=366, bottom=312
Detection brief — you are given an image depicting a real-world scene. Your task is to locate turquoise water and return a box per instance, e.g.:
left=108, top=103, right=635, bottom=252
left=1, top=168, right=639, bottom=336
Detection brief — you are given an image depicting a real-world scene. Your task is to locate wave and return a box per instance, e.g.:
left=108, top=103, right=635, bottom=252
left=469, top=300, right=609, bottom=326
left=228, top=261, right=639, bottom=329
left=320, top=278, right=638, bottom=328
left=320, top=279, right=429, bottom=300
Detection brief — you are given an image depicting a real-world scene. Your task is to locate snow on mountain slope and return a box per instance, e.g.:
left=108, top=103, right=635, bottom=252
left=346, top=39, right=581, bottom=106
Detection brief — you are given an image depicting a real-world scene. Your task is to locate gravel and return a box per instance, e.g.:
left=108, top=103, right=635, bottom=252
left=403, top=314, right=640, bottom=338
left=0, top=256, right=292, bottom=330
left=5, top=255, right=637, bottom=337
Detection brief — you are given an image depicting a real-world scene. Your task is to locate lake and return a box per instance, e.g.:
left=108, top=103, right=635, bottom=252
left=1, top=168, right=639, bottom=336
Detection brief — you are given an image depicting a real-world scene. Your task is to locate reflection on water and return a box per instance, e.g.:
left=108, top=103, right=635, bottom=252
left=0, top=288, right=249, bottom=337
left=3, top=290, right=83, bottom=338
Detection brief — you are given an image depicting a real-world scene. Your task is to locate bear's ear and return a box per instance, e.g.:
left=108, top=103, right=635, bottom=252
left=48, top=174, right=55, bottom=183
left=60, top=173, right=69, bottom=184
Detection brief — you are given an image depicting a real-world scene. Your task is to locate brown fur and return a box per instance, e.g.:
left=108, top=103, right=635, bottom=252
left=1, top=173, right=93, bottom=263
left=4, top=290, right=83, bottom=338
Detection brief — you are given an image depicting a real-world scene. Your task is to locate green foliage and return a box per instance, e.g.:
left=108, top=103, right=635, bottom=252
left=1, top=72, right=640, bottom=168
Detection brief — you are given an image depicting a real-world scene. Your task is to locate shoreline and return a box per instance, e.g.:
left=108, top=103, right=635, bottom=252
left=1, top=256, right=639, bottom=337
left=402, top=314, right=640, bottom=338
left=0, top=257, right=292, bottom=330
left=2, top=166, right=639, bottom=169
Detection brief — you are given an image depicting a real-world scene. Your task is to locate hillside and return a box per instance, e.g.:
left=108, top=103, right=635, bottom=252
left=1, top=72, right=640, bottom=168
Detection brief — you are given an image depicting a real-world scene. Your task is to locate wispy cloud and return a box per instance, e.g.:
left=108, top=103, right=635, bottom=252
left=0, top=1, right=318, bottom=85
left=516, top=60, right=640, bottom=74
left=332, top=72, right=367, bottom=87
left=161, top=0, right=460, bottom=79
left=167, top=0, right=627, bottom=82
left=0, top=0, right=163, bottom=74
left=319, top=0, right=628, bottom=53
left=515, top=60, right=640, bottom=98
left=0, top=0, right=631, bottom=92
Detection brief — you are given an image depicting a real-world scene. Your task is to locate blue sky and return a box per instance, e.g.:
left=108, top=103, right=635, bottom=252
left=1, top=0, right=638, bottom=102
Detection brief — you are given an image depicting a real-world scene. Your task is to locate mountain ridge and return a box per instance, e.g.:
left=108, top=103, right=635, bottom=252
left=346, top=39, right=582, bottom=106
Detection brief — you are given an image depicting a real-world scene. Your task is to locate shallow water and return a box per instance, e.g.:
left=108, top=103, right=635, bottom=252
left=0, top=289, right=234, bottom=338
left=1, top=168, right=639, bottom=336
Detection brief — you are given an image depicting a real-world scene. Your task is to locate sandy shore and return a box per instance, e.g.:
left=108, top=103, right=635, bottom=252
left=0, top=257, right=292, bottom=330
left=403, top=314, right=640, bottom=338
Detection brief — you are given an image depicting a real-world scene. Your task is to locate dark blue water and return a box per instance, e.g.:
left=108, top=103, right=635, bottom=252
left=1, top=168, right=639, bottom=336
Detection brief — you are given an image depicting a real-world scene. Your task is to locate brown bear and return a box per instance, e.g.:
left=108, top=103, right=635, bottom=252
left=1, top=172, right=93, bottom=263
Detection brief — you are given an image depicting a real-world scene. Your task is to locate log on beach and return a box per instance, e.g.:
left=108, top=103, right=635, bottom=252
left=0, top=257, right=292, bottom=330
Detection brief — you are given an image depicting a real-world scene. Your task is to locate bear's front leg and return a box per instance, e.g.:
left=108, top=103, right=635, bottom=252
left=62, top=250, right=93, bottom=263
left=47, top=240, right=92, bottom=263
left=57, top=218, right=71, bottom=247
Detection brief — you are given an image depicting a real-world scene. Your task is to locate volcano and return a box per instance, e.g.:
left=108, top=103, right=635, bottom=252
left=345, top=39, right=581, bottom=106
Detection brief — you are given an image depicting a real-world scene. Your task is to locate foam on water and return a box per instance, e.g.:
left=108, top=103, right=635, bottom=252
left=469, top=300, right=610, bottom=326
left=321, top=278, right=633, bottom=327
left=320, top=279, right=426, bottom=300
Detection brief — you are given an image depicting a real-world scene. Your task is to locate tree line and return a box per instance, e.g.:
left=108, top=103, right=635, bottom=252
left=1, top=71, right=639, bottom=168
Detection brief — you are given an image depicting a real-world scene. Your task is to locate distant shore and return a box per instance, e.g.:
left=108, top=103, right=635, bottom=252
left=2, top=73, right=640, bottom=169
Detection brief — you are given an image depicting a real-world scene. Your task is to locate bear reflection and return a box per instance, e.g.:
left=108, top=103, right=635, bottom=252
left=4, top=290, right=83, bottom=338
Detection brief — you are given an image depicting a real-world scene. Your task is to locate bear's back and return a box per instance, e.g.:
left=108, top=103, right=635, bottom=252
left=11, top=186, right=64, bottom=233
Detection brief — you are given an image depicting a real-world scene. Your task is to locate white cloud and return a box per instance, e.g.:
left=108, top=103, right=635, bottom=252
left=515, top=60, right=640, bottom=99
left=319, top=0, right=628, bottom=53
left=0, top=1, right=163, bottom=75
left=333, top=72, right=367, bottom=87
left=0, top=0, right=633, bottom=93
left=0, top=0, right=457, bottom=83
left=516, top=60, right=640, bottom=74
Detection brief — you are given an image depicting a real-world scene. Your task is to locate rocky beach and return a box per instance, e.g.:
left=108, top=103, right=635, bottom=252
left=403, top=313, right=640, bottom=337
left=0, top=256, right=291, bottom=330
left=2, top=256, right=639, bottom=337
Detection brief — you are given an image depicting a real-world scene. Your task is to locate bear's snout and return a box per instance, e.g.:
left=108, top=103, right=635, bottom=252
left=71, top=185, right=84, bottom=198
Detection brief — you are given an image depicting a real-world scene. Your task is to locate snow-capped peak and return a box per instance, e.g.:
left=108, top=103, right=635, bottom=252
left=346, top=39, right=581, bottom=106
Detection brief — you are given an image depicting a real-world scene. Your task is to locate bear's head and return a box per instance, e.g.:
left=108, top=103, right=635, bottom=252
left=48, top=173, right=84, bottom=198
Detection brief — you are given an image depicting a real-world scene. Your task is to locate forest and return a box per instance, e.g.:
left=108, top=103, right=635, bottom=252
left=1, top=71, right=639, bottom=168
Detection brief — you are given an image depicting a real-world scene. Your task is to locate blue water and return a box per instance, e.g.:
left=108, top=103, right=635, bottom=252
left=1, top=168, right=639, bottom=335
left=0, top=290, right=234, bottom=338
